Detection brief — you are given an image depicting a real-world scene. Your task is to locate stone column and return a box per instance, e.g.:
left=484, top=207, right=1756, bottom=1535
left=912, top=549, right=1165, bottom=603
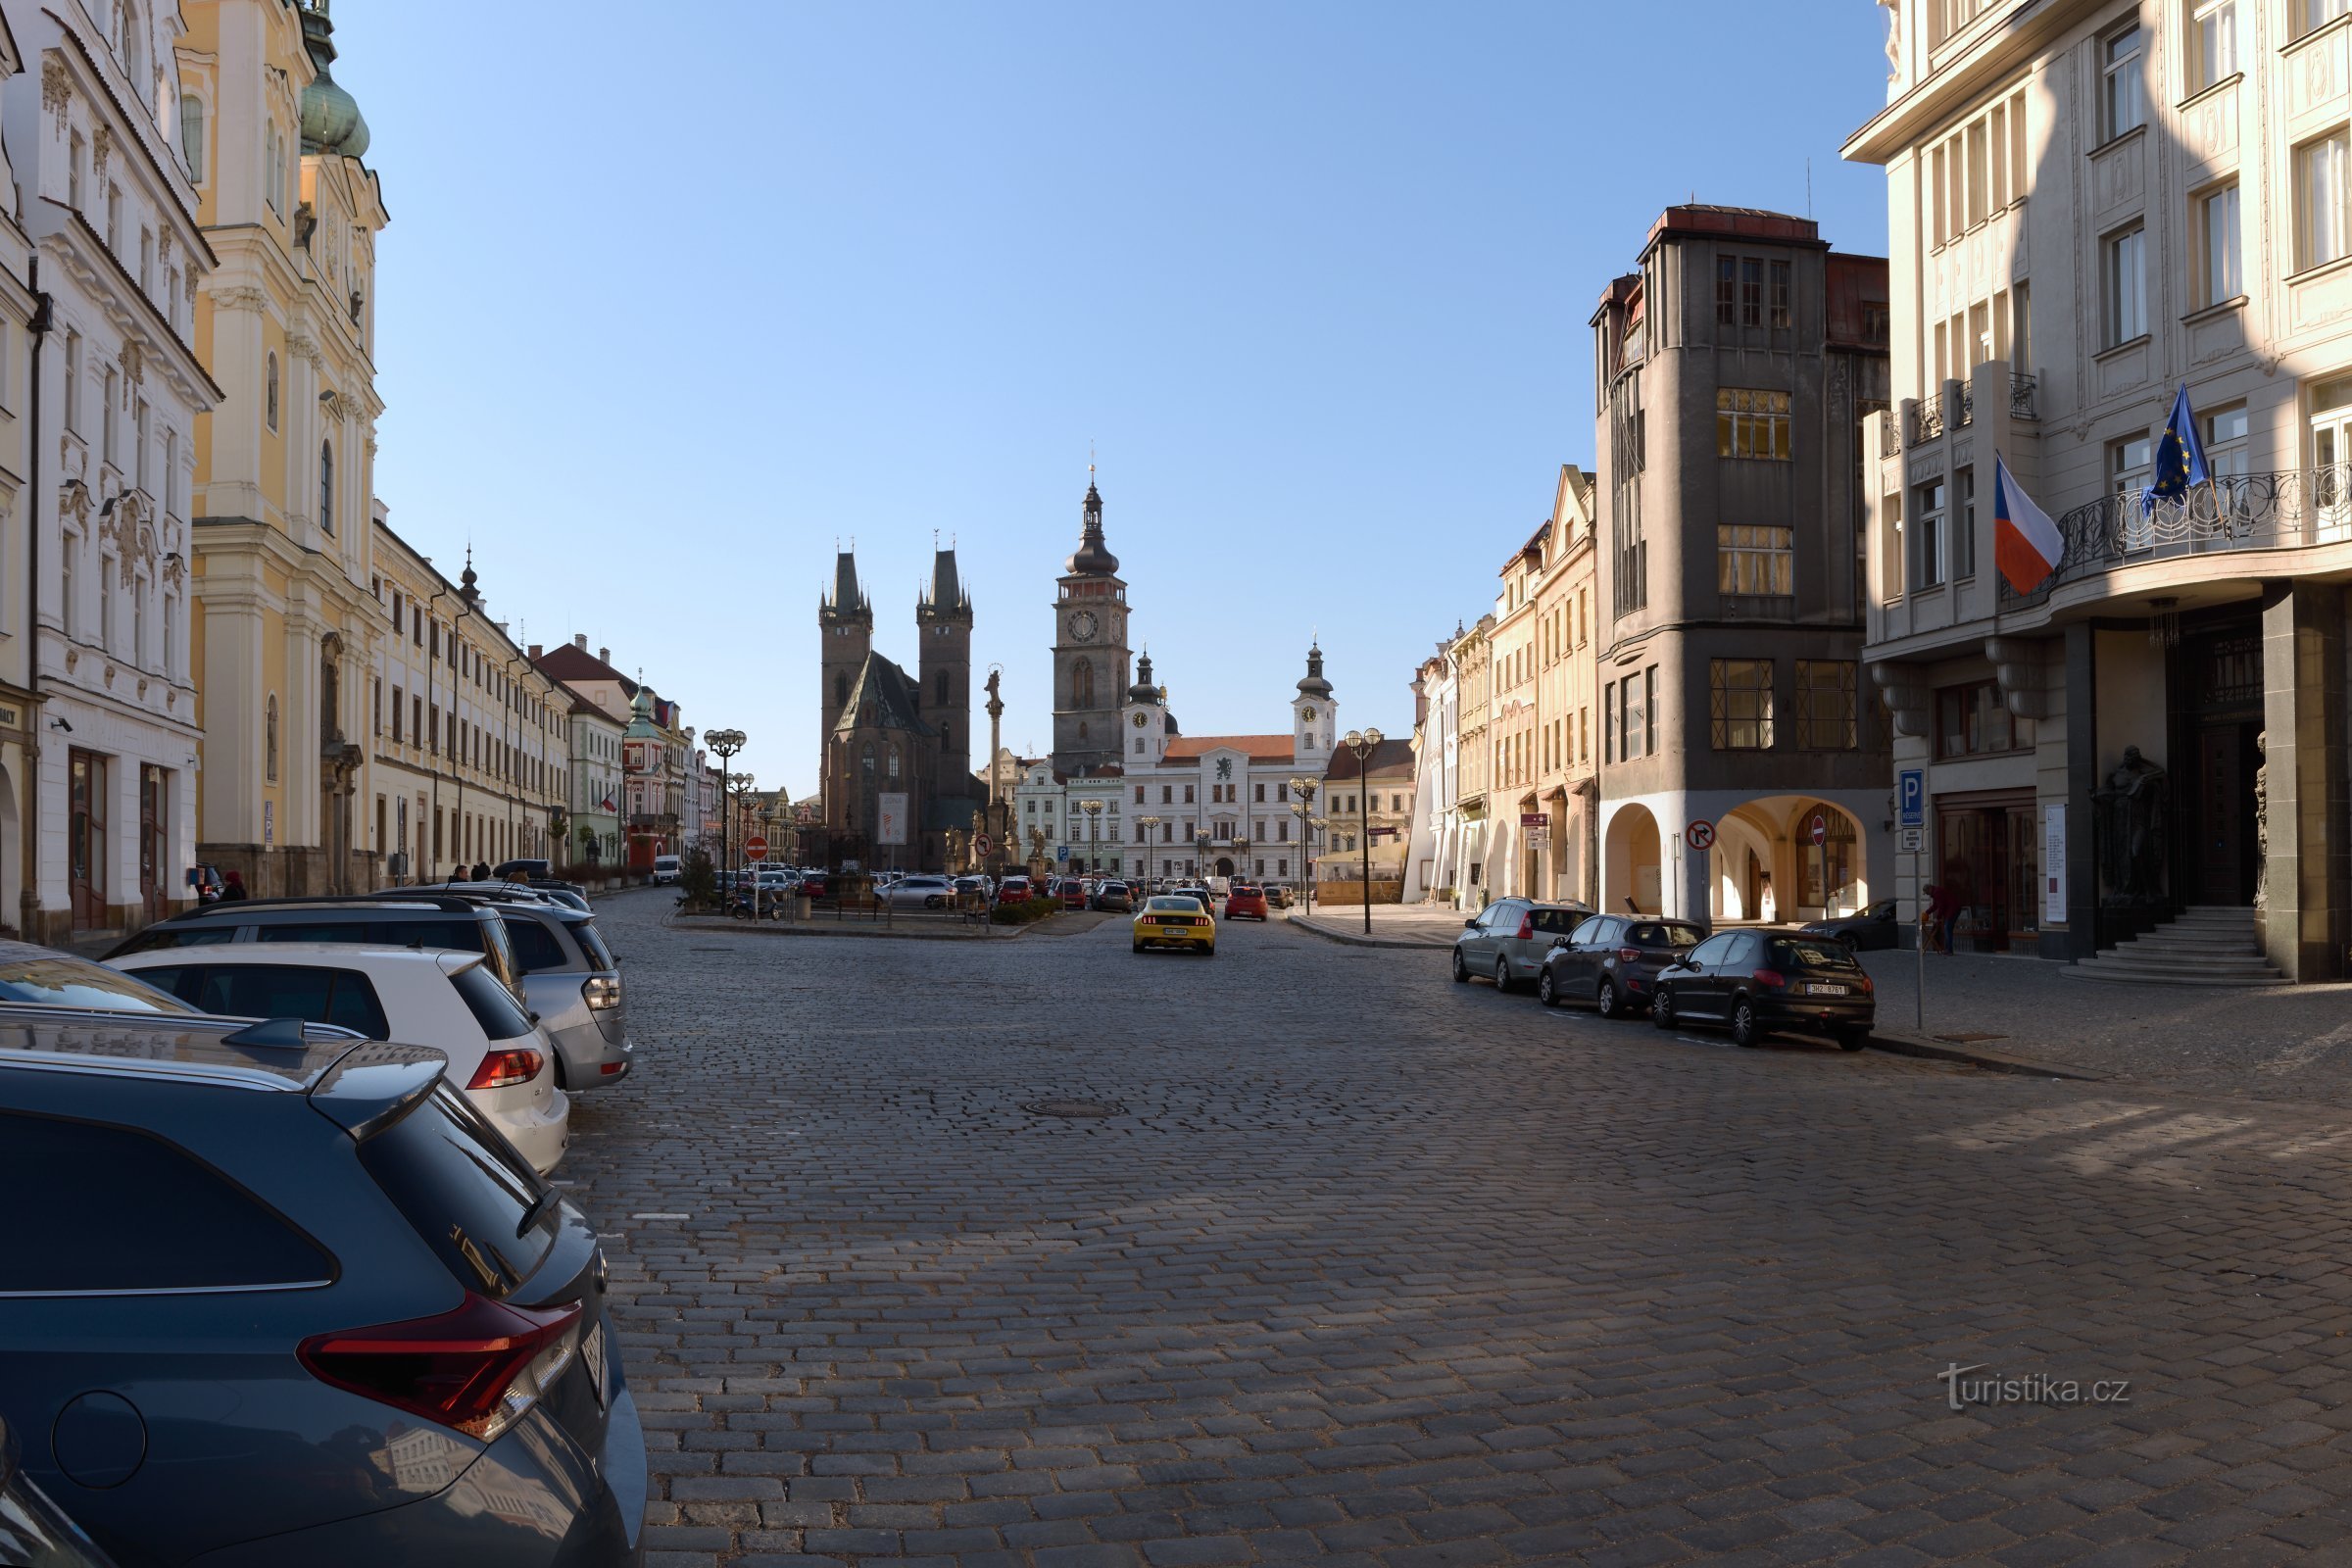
left=2261, top=582, right=2349, bottom=982
left=2060, top=622, right=2099, bottom=960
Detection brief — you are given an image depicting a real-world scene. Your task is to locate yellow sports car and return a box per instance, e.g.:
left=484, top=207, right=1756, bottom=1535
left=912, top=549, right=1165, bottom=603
left=1133, top=894, right=1216, bottom=956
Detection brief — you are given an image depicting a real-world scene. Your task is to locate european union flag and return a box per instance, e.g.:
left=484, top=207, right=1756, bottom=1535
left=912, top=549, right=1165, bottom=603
left=2142, top=382, right=2211, bottom=514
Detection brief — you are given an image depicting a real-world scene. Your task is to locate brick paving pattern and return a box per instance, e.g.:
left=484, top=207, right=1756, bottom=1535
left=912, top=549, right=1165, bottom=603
left=567, top=889, right=2352, bottom=1565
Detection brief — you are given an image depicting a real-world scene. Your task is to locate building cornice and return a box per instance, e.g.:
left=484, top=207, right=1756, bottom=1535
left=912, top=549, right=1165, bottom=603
left=1844, top=0, right=2071, bottom=165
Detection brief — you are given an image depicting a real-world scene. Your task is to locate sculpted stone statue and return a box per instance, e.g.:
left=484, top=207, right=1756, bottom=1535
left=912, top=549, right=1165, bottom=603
left=2093, top=745, right=2169, bottom=905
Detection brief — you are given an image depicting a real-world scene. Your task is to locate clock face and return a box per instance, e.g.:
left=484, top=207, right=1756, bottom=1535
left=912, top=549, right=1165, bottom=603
left=1301, top=705, right=1318, bottom=721
left=1069, top=611, right=1099, bottom=642
left=1132, top=711, right=1148, bottom=728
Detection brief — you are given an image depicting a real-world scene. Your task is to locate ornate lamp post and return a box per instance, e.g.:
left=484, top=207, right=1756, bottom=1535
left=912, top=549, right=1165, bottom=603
left=1288, top=776, right=1320, bottom=912
left=1235, top=835, right=1251, bottom=883
left=707, top=728, right=746, bottom=893
left=1136, top=815, right=1161, bottom=890
left=729, top=769, right=757, bottom=901
left=1192, top=832, right=1208, bottom=886
left=1081, top=799, right=1103, bottom=890
left=1342, top=728, right=1385, bottom=934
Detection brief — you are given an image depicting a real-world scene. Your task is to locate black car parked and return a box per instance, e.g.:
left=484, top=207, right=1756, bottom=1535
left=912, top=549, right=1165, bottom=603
left=1537, top=915, right=1708, bottom=1016
left=0, top=1012, right=645, bottom=1567
left=1650, top=928, right=1876, bottom=1051
left=1799, top=900, right=1901, bottom=952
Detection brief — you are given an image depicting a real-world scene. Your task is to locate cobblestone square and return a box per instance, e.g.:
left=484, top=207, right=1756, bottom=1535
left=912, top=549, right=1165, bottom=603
left=571, top=891, right=2352, bottom=1565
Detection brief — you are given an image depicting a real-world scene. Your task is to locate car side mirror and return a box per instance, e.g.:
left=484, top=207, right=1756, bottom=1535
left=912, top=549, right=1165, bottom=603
left=1549, top=935, right=1569, bottom=950
left=1464, top=917, right=1479, bottom=929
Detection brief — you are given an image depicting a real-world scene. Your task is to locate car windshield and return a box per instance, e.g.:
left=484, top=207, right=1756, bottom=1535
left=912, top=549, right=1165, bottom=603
left=0, top=957, right=194, bottom=1013
left=1649, top=923, right=1705, bottom=950
left=1771, top=939, right=1862, bottom=970
left=1144, top=898, right=1199, bottom=913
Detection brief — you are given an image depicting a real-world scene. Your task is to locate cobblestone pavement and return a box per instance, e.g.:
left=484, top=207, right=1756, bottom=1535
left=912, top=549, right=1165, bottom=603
left=568, top=888, right=2352, bottom=1566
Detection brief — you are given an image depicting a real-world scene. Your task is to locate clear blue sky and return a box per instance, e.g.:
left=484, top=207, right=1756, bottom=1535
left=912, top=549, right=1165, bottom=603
left=339, top=2, right=1892, bottom=796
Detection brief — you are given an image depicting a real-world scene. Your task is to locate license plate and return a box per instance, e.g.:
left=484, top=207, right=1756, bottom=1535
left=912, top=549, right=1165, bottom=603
left=1803, top=983, right=1849, bottom=996
left=583, top=1319, right=609, bottom=1409
left=1159, top=927, right=1187, bottom=937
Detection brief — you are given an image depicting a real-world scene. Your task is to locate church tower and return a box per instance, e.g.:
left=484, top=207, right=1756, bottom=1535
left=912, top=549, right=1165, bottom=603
left=1293, top=642, right=1336, bottom=770
left=1120, top=652, right=1172, bottom=767
left=1051, top=474, right=1131, bottom=775
left=819, top=549, right=872, bottom=766
left=917, top=545, right=974, bottom=787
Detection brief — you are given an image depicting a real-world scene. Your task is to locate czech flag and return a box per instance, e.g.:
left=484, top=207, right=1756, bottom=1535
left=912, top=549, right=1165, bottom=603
left=1992, top=454, right=2063, bottom=595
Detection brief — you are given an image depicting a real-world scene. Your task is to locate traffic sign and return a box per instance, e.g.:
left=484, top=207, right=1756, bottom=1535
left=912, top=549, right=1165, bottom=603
left=1808, top=812, right=1828, bottom=847
left=1686, top=818, right=1716, bottom=851
left=1056, top=846, right=1069, bottom=861
left=975, top=833, right=995, bottom=857
left=745, top=835, right=768, bottom=861
left=1898, top=768, right=1926, bottom=828
left=1898, top=827, right=1924, bottom=853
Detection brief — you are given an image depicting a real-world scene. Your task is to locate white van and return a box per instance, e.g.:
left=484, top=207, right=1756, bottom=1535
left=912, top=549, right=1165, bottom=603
left=652, top=854, right=682, bottom=885
left=1207, top=875, right=1232, bottom=898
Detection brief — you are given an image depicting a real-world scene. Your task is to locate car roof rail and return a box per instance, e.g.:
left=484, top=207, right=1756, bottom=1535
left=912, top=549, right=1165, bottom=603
left=165, top=892, right=492, bottom=916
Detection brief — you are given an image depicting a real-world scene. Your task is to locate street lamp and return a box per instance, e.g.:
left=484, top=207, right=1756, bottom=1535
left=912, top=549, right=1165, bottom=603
left=1081, top=799, right=1103, bottom=888
left=1137, top=815, right=1161, bottom=890
left=1342, top=729, right=1385, bottom=934
left=1193, top=832, right=1208, bottom=886
left=1288, top=776, right=1320, bottom=912
left=707, top=729, right=746, bottom=894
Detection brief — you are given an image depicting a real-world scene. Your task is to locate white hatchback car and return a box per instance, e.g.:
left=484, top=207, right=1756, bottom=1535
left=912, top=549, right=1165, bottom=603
left=108, top=943, right=570, bottom=1173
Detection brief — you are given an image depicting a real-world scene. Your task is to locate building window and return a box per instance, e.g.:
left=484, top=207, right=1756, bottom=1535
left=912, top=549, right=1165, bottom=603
left=1602, top=685, right=1616, bottom=764
left=2194, top=182, right=2241, bottom=308
left=1911, top=476, right=1947, bottom=590
left=318, top=440, right=333, bottom=534
left=2297, top=132, right=2348, bottom=272
left=2110, top=434, right=2153, bottom=502
left=1936, top=681, right=2034, bottom=758
left=2204, top=403, right=2249, bottom=479
left=1769, top=260, right=1791, bottom=328
left=68, top=132, right=83, bottom=211
left=2104, top=225, right=2146, bottom=345
left=1183, top=785, right=1195, bottom=804
left=1717, top=524, right=1793, bottom=597
left=1619, top=670, right=1648, bottom=762
left=2189, top=0, right=2238, bottom=93
left=1794, top=662, right=1859, bottom=750
left=2102, top=23, right=2144, bottom=142
left=1715, top=256, right=1737, bottom=325
left=266, top=693, right=279, bottom=782
left=1709, top=661, right=1775, bottom=751
left=266, top=353, right=279, bottom=431
left=1740, top=257, right=1763, bottom=326
left=2302, top=0, right=2351, bottom=39
left=1717, top=388, right=1792, bottom=461
left=180, top=94, right=206, bottom=183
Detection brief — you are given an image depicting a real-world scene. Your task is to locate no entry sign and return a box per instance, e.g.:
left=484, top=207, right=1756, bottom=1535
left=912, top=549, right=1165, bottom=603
left=745, top=835, right=768, bottom=861
left=1808, top=813, right=1828, bottom=847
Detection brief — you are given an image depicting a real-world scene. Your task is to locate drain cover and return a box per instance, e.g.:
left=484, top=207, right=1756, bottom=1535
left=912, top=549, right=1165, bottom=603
left=1023, top=1099, right=1126, bottom=1118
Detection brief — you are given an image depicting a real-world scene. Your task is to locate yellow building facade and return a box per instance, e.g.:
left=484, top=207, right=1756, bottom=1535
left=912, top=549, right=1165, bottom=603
left=181, top=0, right=386, bottom=894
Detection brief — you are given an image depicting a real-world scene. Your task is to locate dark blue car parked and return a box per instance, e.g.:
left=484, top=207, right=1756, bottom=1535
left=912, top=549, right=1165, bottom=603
left=0, top=1010, right=645, bottom=1568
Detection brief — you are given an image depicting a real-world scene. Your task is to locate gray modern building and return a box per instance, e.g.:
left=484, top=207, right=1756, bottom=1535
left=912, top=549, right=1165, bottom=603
left=1588, top=206, right=1893, bottom=924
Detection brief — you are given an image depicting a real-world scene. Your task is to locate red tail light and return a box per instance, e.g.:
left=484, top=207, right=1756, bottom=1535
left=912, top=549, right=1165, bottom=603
left=1749, top=968, right=1787, bottom=989
left=1855, top=974, right=1875, bottom=994
left=299, top=1293, right=583, bottom=1441
left=1515, top=914, right=1534, bottom=940
left=1617, top=947, right=1642, bottom=963
left=467, top=1048, right=544, bottom=1090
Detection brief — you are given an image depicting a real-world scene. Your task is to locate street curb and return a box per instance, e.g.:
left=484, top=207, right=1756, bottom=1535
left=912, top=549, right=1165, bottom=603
left=1283, top=913, right=1449, bottom=951
left=666, top=914, right=1042, bottom=943
left=1869, top=1029, right=2109, bottom=1081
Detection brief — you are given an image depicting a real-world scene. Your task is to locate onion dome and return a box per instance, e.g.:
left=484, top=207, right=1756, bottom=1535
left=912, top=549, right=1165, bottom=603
left=1128, top=652, right=1159, bottom=704
left=1297, top=641, right=1334, bottom=698
left=1064, top=477, right=1119, bottom=575
left=298, top=2, right=370, bottom=159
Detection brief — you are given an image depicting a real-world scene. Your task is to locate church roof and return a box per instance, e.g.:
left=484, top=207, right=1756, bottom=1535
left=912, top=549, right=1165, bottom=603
left=1065, top=480, right=1120, bottom=576
left=831, top=653, right=935, bottom=739
left=1165, top=735, right=1296, bottom=764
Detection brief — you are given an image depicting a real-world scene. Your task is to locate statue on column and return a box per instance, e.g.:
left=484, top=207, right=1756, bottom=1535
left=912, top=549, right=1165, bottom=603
left=2253, top=731, right=2269, bottom=911
left=2092, top=745, right=2169, bottom=905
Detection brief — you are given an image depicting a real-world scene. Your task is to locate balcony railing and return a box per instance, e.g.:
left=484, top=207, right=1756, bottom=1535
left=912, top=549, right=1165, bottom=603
left=1914, top=394, right=1946, bottom=443
left=2010, top=372, right=2037, bottom=419
left=1881, top=416, right=1900, bottom=458
left=2001, top=464, right=2352, bottom=604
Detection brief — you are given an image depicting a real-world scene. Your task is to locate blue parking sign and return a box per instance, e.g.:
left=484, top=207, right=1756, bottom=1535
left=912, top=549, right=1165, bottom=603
left=1898, top=768, right=1926, bottom=828
left=1056, top=845, right=1069, bottom=861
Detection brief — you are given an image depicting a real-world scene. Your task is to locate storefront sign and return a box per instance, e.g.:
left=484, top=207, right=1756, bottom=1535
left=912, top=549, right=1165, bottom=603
left=877, top=793, right=908, bottom=846
left=2042, top=805, right=2066, bottom=926
left=0, top=703, right=21, bottom=730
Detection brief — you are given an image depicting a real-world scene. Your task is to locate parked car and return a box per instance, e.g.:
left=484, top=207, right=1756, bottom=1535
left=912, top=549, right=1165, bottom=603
left=1224, top=884, right=1270, bottom=921
left=1058, top=880, right=1091, bottom=911
left=0, top=1411, right=120, bottom=1568
left=880, top=875, right=956, bottom=910
left=1650, top=928, right=1876, bottom=1051
left=112, top=945, right=573, bottom=1172
left=1088, top=881, right=1130, bottom=912
left=1799, top=900, right=1902, bottom=952
left=1264, top=883, right=1295, bottom=908
left=1536, top=915, right=1708, bottom=1016
left=997, top=875, right=1033, bottom=905
left=104, top=895, right=526, bottom=1002
left=0, top=1012, right=643, bottom=1567
left=1170, top=885, right=1216, bottom=912
left=652, top=854, right=682, bottom=884
left=527, top=879, right=593, bottom=912
left=485, top=902, right=632, bottom=1091
left=1133, top=894, right=1216, bottom=955
left=0, top=940, right=197, bottom=1015
left=1450, top=898, right=1592, bottom=991
left=493, top=858, right=554, bottom=881
left=798, top=870, right=831, bottom=900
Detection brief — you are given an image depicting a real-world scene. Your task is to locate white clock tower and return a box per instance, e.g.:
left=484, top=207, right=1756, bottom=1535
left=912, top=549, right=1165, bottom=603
left=1292, top=643, right=1337, bottom=770
left=1050, top=473, right=1131, bottom=775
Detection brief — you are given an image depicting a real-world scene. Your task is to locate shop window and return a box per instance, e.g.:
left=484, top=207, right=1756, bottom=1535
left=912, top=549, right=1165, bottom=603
left=1936, top=681, right=2034, bottom=759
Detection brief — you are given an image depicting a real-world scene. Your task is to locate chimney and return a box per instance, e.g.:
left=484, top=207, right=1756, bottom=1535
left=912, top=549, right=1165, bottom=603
left=598, top=647, right=610, bottom=663
left=574, top=634, right=587, bottom=650
left=527, top=644, right=543, bottom=660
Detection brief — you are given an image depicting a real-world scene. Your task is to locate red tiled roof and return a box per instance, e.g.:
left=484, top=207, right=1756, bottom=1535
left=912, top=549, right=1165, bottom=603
left=1164, top=735, right=1296, bottom=763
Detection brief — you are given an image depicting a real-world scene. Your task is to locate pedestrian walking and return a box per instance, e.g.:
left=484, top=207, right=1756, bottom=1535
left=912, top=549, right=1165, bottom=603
left=219, top=870, right=248, bottom=902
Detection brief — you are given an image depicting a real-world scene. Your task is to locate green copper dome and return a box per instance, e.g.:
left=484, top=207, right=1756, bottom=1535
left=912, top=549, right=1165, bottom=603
left=298, top=3, right=369, bottom=159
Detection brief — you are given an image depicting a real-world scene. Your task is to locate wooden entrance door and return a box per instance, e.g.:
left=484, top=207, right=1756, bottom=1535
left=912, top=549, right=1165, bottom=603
left=2193, top=723, right=2255, bottom=906
left=138, top=765, right=166, bottom=924
left=69, top=751, right=105, bottom=930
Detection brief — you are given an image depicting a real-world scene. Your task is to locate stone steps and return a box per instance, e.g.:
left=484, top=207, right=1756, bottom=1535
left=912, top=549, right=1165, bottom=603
left=2063, top=906, right=2286, bottom=988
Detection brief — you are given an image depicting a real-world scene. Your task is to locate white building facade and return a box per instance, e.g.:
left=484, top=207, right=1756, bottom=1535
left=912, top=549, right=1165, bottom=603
left=8, top=0, right=218, bottom=939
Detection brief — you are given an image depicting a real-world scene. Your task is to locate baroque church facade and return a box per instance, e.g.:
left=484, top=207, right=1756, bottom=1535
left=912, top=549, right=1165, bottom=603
left=810, top=545, right=988, bottom=872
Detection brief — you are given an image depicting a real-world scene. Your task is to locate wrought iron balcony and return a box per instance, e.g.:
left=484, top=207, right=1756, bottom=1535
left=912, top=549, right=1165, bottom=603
left=1881, top=416, right=1900, bottom=458
left=2001, top=465, right=2352, bottom=605
left=1913, top=394, right=1945, bottom=444
left=2010, top=372, right=2037, bottom=419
